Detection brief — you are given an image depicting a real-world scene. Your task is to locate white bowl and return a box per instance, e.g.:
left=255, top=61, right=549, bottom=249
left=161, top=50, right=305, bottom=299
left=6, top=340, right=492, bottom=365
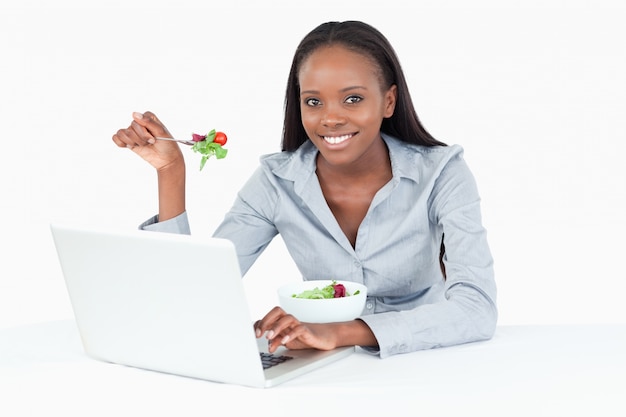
left=277, top=280, right=368, bottom=323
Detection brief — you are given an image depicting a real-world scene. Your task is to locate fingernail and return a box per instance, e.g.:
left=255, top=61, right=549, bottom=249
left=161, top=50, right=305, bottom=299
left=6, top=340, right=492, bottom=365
left=132, top=112, right=143, bottom=120
left=266, top=330, right=274, bottom=339
left=281, top=335, right=290, bottom=344
left=255, top=328, right=261, bottom=337
left=148, top=138, right=155, bottom=144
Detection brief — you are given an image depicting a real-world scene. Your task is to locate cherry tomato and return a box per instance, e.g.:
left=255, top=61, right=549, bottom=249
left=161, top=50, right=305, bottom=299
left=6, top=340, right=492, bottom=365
left=214, top=131, right=227, bottom=146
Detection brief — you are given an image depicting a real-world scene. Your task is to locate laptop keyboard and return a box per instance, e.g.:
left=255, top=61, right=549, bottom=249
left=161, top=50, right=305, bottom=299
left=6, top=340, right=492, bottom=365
left=260, top=352, right=293, bottom=369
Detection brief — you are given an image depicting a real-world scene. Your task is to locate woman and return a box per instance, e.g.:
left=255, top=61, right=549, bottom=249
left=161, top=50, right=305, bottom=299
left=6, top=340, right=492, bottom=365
left=112, top=21, right=497, bottom=358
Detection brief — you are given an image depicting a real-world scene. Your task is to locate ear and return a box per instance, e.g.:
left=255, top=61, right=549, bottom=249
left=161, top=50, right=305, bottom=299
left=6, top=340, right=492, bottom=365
left=383, top=84, right=397, bottom=118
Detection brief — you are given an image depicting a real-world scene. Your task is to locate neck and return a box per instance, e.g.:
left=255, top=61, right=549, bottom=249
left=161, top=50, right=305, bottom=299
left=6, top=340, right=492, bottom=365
left=316, top=138, right=392, bottom=185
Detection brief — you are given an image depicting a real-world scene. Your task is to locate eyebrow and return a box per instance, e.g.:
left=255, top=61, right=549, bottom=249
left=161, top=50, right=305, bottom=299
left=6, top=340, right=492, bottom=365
left=300, top=85, right=368, bottom=96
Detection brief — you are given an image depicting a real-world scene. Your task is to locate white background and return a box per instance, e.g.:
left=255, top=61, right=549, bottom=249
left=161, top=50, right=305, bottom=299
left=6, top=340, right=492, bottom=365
left=1, top=0, right=625, bottom=330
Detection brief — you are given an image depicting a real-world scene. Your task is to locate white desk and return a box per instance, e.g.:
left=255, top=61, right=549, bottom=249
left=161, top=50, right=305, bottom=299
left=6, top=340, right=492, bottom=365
left=1, top=320, right=624, bottom=417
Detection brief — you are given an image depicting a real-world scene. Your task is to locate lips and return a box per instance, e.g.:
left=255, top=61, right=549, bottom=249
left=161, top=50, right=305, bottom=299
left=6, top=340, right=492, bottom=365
left=321, top=133, right=354, bottom=145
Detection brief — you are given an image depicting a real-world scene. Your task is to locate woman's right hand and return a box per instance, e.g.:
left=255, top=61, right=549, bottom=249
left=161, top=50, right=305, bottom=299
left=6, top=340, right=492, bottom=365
left=112, top=111, right=184, bottom=171
left=113, top=111, right=187, bottom=222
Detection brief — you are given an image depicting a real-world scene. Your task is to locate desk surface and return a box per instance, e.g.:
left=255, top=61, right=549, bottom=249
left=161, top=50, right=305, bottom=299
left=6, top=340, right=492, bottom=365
left=1, top=320, right=625, bottom=417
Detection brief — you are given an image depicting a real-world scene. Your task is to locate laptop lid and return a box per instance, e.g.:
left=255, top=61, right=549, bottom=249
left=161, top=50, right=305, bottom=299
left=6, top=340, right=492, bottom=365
left=50, top=223, right=354, bottom=388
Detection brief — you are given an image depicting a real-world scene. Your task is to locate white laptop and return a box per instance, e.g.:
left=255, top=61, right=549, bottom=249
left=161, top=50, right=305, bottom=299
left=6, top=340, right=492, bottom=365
left=50, top=223, right=354, bottom=388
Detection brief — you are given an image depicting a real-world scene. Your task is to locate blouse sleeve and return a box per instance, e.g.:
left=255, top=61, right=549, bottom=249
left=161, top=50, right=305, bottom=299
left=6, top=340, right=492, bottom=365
left=212, top=165, right=280, bottom=276
left=137, top=165, right=280, bottom=277
left=139, top=211, right=191, bottom=235
left=358, top=152, right=497, bottom=358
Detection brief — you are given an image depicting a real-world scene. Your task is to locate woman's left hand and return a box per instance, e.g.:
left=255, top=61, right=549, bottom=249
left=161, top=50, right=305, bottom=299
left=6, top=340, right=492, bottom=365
left=254, top=306, right=338, bottom=353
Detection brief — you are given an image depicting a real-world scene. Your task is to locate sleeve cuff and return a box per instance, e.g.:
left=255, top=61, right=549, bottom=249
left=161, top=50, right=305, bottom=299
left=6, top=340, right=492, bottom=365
left=139, top=212, right=191, bottom=235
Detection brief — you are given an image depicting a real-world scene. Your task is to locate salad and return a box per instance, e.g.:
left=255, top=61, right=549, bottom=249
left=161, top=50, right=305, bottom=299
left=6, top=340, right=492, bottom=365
left=191, top=129, right=228, bottom=171
left=292, top=280, right=360, bottom=299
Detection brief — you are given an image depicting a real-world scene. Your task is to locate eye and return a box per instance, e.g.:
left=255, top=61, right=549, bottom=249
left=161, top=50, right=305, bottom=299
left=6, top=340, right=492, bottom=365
left=345, top=95, right=363, bottom=104
left=304, top=98, right=321, bottom=107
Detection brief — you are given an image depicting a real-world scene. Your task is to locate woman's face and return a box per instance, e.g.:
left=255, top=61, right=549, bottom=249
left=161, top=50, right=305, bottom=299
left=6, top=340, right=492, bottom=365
left=298, top=45, right=397, bottom=169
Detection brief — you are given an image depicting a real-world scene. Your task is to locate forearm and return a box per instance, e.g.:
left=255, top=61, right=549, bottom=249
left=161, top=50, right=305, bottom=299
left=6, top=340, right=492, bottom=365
left=157, top=159, right=186, bottom=222
left=332, top=319, right=378, bottom=349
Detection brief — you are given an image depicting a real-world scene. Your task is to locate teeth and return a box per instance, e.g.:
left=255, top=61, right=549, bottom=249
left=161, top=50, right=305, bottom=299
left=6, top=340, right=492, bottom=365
left=323, top=134, right=352, bottom=144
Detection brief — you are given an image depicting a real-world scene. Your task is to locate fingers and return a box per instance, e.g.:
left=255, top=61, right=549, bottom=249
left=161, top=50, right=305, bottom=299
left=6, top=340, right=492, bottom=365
left=254, top=307, right=302, bottom=352
left=254, top=306, right=291, bottom=338
left=112, top=125, right=153, bottom=149
left=132, top=111, right=172, bottom=138
left=111, top=111, right=171, bottom=149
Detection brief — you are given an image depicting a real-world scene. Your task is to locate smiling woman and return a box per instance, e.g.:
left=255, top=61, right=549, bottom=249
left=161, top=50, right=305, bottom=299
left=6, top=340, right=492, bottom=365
left=299, top=46, right=396, bottom=167
left=281, top=21, right=446, bottom=152
left=297, top=45, right=398, bottom=246
left=111, top=20, right=497, bottom=359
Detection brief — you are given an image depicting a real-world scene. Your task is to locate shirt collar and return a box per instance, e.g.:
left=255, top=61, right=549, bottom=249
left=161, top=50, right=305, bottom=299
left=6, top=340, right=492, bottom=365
left=271, top=133, right=422, bottom=189
left=382, top=133, right=422, bottom=184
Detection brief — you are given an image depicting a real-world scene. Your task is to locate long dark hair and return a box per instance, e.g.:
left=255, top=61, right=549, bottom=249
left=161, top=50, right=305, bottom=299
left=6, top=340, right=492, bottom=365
left=281, top=21, right=446, bottom=151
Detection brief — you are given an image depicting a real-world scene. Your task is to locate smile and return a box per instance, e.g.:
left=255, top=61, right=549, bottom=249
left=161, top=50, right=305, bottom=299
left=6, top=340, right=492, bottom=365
left=322, top=134, right=353, bottom=145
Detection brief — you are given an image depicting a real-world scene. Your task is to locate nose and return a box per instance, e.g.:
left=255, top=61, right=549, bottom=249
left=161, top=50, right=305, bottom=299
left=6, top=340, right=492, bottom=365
left=321, top=104, right=346, bottom=127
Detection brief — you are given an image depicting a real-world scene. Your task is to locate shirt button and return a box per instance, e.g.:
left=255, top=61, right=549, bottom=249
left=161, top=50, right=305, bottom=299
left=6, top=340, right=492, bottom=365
left=366, top=302, right=373, bottom=309
left=353, top=260, right=361, bottom=268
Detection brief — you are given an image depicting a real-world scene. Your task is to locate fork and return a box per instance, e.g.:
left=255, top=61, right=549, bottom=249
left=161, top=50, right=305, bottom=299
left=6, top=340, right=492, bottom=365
left=155, top=136, right=195, bottom=146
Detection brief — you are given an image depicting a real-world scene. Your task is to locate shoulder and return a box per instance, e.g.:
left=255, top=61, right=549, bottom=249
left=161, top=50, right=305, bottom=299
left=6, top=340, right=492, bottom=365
left=386, top=134, right=463, bottom=159
left=383, top=134, right=466, bottom=183
left=258, top=141, right=317, bottom=181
